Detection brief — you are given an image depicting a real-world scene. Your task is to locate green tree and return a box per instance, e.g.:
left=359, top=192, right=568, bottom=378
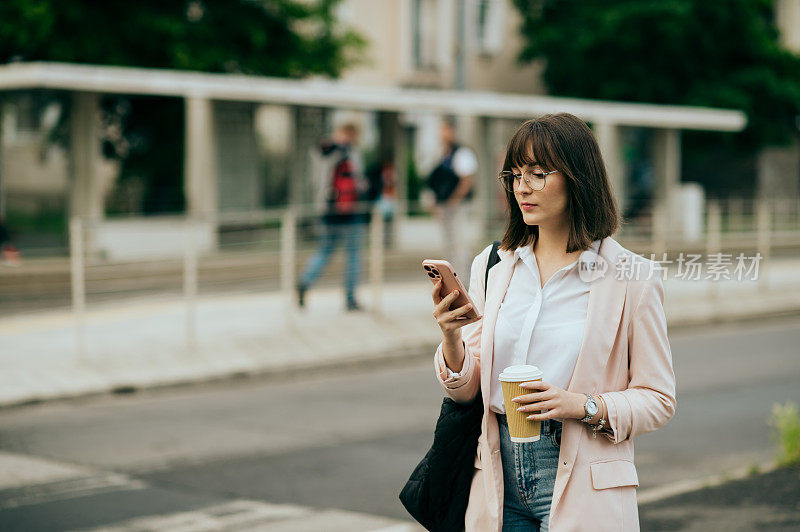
left=0, top=0, right=366, bottom=213
left=0, top=0, right=365, bottom=78
left=512, top=0, right=800, bottom=149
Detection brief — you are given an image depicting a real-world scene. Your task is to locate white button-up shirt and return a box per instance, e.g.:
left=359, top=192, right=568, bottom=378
left=447, top=238, right=601, bottom=418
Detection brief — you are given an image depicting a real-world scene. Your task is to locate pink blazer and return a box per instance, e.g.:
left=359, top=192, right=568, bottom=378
left=433, top=236, right=677, bottom=531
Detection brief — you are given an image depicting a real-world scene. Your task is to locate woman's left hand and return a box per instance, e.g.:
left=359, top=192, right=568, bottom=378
left=512, top=380, right=586, bottom=420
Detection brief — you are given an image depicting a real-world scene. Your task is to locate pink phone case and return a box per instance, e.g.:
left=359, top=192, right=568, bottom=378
left=422, top=259, right=482, bottom=320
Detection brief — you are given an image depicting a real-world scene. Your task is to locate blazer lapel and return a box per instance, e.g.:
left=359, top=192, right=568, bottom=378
left=566, top=237, right=628, bottom=393
left=551, top=236, right=629, bottom=514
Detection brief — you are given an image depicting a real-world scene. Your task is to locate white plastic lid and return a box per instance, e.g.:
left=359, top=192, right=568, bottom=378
left=498, top=364, right=543, bottom=382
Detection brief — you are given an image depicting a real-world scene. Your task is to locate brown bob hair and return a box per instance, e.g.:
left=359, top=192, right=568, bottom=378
left=499, top=113, right=620, bottom=254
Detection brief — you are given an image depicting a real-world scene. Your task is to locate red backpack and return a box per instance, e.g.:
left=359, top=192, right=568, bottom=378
left=330, top=156, right=359, bottom=214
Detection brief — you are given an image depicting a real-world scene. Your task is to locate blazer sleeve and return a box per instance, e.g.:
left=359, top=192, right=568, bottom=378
left=598, top=275, right=677, bottom=443
left=432, top=245, right=491, bottom=404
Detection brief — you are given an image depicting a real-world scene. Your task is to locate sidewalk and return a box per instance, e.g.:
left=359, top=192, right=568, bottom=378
left=639, top=463, right=800, bottom=531
left=1, top=258, right=800, bottom=408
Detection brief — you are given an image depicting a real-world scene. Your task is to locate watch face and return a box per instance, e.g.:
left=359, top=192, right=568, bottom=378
left=587, top=399, right=598, bottom=416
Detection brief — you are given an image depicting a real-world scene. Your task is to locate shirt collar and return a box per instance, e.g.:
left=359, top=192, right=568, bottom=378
left=578, top=238, right=603, bottom=272
left=513, top=238, right=603, bottom=272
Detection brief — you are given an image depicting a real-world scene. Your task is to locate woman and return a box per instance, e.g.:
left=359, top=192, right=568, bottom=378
left=430, top=113, right=676, bottom=531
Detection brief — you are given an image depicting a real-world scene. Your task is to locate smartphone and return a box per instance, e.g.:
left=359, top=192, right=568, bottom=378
left=422, top=259, right=482, bottom=321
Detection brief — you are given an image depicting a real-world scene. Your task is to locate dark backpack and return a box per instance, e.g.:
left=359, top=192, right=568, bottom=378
left=399, top=240, right=501, bottom=531
left=426, top=144, right=474, bottom=203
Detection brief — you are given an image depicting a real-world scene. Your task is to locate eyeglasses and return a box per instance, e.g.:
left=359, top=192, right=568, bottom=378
left=497, top=169, right=557, bottom=192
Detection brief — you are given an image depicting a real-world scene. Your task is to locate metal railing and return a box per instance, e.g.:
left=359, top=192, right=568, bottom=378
left=64, top=203, right=390, bottom=359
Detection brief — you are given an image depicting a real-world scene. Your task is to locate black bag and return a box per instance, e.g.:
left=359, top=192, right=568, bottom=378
left=426, top=162, right=460, bottom=203
left=399, top=241, right=501, bottom=531
left=426, top=144, right=473, bottom=203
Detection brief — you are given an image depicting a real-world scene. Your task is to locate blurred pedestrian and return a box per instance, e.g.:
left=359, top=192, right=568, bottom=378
left=0, top=217, right=20, bottom=267
left=428, top=113, right=676, bottom=530
left=426, top=118, right=477, bottom=278
left=297, top=123, right=368, bottom=311
left=366, top=159, right=398, bottom=248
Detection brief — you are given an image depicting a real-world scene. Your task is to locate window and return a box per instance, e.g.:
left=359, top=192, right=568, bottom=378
left=475, top=0, right=504, bottom=55
left=412, top=0, right=438, bottom=70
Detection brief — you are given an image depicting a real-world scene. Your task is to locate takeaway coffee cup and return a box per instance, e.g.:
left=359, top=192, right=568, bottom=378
left=499, top=364, right=544, bottom=442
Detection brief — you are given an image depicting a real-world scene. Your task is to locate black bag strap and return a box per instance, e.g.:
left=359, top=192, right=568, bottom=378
left=484, top=240, right=501, bottom=298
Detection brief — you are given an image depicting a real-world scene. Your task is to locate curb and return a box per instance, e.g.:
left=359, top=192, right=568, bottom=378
left=637, top=460, right=780, bottom=505
left=0, top=342, right=439, bottom=411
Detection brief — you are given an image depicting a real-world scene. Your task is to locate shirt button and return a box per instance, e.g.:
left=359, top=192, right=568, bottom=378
left=493, top=449, right=500, bottom=454
left=563, top=461, right=567, bottom=466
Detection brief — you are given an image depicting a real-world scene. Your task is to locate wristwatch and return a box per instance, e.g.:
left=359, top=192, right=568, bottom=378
left=580, top=393, right=599, bottom=423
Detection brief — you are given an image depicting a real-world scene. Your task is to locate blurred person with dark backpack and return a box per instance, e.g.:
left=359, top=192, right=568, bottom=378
left=297, top=123, right=368, bottom=311
left=426, top=118, right=478, bottom=280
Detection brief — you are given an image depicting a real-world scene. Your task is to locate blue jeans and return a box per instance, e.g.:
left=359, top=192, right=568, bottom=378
left=299, top=220, right=364, bottom=301
left=497, top=413, right=562, bottom=532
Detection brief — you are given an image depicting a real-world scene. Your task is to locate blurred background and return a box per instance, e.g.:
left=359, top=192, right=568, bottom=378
left=0, top=1, right=799, bottom=531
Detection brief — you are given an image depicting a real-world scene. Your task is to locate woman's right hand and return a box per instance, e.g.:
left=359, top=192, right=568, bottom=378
left=431, top=280, right=481, bottom=338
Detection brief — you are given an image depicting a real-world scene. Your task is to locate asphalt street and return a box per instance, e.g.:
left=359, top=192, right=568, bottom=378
left=1, top=313, right=799, bottom=531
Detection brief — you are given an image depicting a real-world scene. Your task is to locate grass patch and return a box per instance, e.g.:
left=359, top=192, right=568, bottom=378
left=768, top=402, right=800, bottom=466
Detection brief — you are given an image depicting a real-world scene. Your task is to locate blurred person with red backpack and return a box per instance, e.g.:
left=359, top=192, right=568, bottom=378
left=297, top=122, right=369, bottom=311
left=0, top=216, right=20, bottom=267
